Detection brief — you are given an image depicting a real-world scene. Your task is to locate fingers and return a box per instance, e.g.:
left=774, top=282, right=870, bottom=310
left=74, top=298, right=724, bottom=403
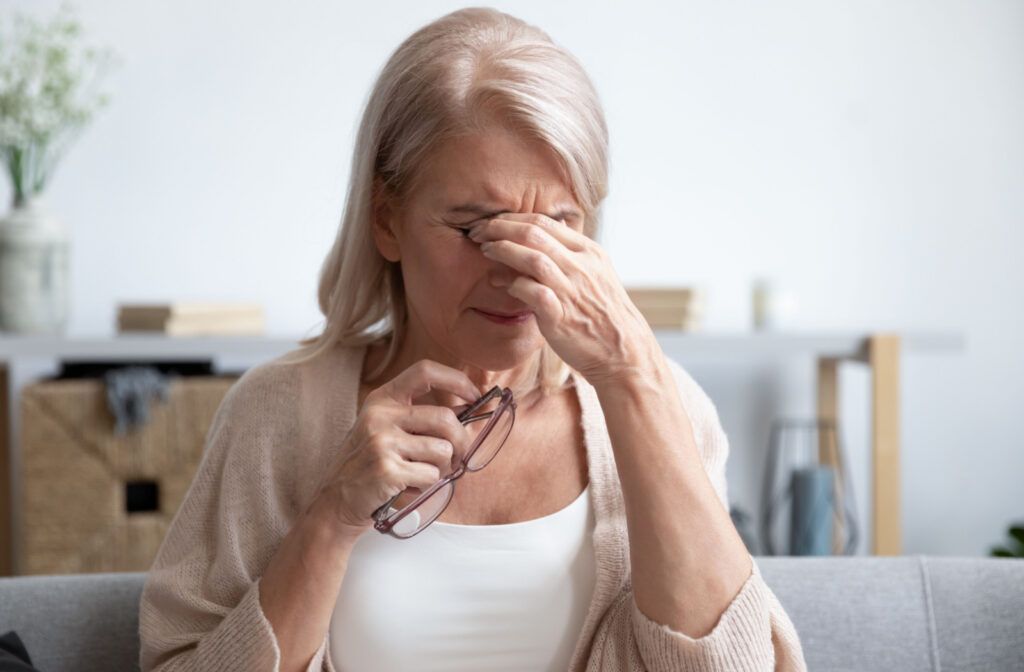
left=471, top=212, right=590, bottom=252
left=506, top=276, right=565, bottom=327
left=480, top=239, right=574, bottom=296
left=362, top=399, right=470, bottom=459
left=382, top=359, right=481, bottom=405
left=394, top=405, right=469, bottom=466
left=328, top=360, right=482, bottom=528
left=372, top=434, right=449, bottom=497
left=395, top=434, right=458, bottom=479
left=469, top=216, right=579, bottom=264
left=341, top=430, right=447, bottom=513
left=401, top=461, right=448, bottom=493
left=469, top=214, right=584, bottom=295
left=395, top=404, right=467, bottom=443
left=317, top=360, right=477, bottom=528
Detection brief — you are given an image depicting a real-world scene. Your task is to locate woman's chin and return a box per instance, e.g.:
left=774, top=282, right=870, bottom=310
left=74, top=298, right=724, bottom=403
left=459, top=333, right=545, bottom=372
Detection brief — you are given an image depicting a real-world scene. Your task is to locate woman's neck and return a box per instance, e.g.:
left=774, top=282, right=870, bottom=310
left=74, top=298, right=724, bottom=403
left=361, top=332, right=547, bottom=409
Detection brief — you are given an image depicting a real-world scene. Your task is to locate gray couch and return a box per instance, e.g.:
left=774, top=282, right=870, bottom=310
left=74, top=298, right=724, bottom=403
left=1, top=556, right=1021, bottom=671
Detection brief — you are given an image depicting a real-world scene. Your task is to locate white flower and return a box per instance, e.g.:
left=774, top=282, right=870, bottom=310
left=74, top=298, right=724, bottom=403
left=0, top=1, right=120, bottom=200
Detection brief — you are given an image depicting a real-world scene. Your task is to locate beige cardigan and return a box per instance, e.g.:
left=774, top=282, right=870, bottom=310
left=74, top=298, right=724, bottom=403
left=139, top=343, right=806, bottom=671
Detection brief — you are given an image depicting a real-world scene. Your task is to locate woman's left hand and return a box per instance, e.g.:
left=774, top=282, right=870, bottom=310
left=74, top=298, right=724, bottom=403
left=469, top=213, right=659, bottom=385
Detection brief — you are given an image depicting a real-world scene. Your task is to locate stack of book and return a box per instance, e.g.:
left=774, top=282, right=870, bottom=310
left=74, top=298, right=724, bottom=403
left=117, top=302, right=266, bottom=336
left=625, top=287, right=706, bottom=331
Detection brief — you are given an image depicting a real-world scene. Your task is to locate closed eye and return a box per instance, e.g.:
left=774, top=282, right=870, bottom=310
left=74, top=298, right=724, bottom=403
left=446, top=218, right=489, bottom=238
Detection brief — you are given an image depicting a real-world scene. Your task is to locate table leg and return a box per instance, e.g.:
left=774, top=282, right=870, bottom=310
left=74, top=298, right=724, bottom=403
left=0, top=363, right=9, bottom=576
left=870, top=334, right=902, bottom=555
left=817, top=357, right=846, bottom=554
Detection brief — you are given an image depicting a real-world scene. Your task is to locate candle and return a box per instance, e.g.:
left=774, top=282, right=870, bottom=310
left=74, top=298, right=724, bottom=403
left=790, top=466, right=835, bottom=555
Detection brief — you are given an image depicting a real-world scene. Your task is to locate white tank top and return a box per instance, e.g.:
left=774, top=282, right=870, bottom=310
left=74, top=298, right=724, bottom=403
left=329, top=486, right=596, bottom=672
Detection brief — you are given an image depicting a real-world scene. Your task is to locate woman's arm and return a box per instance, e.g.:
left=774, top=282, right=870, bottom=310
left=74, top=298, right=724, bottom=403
left=469, top=213, right=806, bottom=669
left=139, top=361, right=329, bottom=672
left=471, top=213, right=750, bottom=634
left=258, top=505, right=359, bottom=672
left=589, top=347, right=751, bottom=638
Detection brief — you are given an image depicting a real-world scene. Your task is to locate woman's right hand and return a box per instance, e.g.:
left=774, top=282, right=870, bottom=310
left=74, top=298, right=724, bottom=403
left=306, top=359, right=482, bottom=542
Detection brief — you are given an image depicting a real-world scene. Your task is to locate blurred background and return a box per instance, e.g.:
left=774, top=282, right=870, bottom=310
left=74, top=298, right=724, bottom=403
left=0, top=0, right=1021, bottom=572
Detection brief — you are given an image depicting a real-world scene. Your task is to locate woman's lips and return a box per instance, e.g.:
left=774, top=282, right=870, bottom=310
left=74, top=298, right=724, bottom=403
left=472, top=308, right=534, bottom=325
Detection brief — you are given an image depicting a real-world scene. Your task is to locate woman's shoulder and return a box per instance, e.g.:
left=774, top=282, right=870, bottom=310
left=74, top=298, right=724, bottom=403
left=202, top=341, right=367, bottom=476
left=224, top=341, right=366, bottom=411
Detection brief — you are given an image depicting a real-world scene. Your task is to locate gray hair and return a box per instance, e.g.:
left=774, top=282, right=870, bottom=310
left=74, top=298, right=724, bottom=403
left=296, top=7, right=609, bottom=392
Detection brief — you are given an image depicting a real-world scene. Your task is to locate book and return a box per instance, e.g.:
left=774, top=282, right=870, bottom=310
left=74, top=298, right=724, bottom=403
left=625, top=288, right=706, bottom=307
left=625, top=287, right=706, bottom=331
left=117, top=302, right=266, bottom=336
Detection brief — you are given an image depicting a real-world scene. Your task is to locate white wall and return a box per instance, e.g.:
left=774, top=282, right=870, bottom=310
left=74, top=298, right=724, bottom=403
left=3, top=0, right=1022, bottom=556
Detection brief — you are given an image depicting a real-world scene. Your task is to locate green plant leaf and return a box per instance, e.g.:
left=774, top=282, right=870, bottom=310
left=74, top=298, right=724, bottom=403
left=0, top=3, right=118, bottom=192
left=991, top=547, right=1015, bottom=558
left=1009, top=525, right=1024, bottom=547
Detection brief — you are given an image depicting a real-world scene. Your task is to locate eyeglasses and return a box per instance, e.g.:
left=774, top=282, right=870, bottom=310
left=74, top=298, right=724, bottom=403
left=371, top=385, right=516, bottom=538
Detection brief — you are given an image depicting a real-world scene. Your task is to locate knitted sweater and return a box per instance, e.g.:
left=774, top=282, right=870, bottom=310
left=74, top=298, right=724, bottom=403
left=139, top=343, right=806, bottom=671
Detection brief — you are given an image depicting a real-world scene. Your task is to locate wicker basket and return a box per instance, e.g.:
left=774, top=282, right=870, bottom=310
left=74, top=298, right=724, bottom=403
left=19, top=375, right=237, bottom=574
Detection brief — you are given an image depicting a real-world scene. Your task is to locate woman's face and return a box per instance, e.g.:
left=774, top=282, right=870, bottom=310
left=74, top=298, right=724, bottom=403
left=373, top=127, right=586, bottom=373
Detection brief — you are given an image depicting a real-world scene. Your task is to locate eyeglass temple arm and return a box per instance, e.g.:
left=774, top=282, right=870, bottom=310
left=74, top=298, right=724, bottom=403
left=457, top=385, right=503, bottom=422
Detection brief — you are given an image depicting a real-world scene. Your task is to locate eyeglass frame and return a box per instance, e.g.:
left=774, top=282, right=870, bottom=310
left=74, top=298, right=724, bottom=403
left=371, top=385, right=516, bottom=538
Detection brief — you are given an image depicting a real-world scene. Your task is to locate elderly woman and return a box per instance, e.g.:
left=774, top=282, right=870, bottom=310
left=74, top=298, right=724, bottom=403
left=139, top=8, right=805, bottom=672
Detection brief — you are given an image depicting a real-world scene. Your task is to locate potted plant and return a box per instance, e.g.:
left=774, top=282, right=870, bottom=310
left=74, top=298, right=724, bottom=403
left=990, top=522, right=1024, bottom=558
left=0, top=2, right=118, bottom=333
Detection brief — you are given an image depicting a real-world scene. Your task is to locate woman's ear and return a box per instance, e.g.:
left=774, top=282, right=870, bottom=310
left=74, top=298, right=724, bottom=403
left=371, top=175, right=401, bottom=262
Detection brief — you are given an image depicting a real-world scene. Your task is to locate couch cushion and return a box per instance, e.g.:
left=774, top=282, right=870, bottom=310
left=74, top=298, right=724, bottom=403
left=759, top=556, right=937, bottom=672
left=1, top=558, right=1022, bottom=672
left=925, top=557, right=1024, bottom=672
left=0, top=573, right=145, bottom=672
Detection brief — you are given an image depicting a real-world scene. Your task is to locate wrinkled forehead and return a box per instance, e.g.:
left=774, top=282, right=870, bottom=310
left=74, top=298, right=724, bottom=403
left=407, top=128, right=583, bottom=221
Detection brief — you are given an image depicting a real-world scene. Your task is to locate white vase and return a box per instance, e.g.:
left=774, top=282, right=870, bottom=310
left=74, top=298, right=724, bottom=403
left=752, top=278, right=800, bottom=332
left=0, top=195, right=69, bottom=334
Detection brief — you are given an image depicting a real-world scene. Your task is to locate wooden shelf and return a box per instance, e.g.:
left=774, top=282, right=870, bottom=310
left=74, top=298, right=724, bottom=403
left=0, top=334, right=304, bottom=360
left=0, top=330, right=965, bottom=360
left=652, top=330, right=964, bottom=360
left=0, top=330, right=964, bottom=571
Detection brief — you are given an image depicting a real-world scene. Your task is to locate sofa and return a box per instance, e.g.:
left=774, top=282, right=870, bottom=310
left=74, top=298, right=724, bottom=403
left=1, top=556, right=1021, bottom=672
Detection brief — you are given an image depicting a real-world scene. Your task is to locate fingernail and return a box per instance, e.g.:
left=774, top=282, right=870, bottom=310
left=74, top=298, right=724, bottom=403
left=480, top=241, right=493, bottom=253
